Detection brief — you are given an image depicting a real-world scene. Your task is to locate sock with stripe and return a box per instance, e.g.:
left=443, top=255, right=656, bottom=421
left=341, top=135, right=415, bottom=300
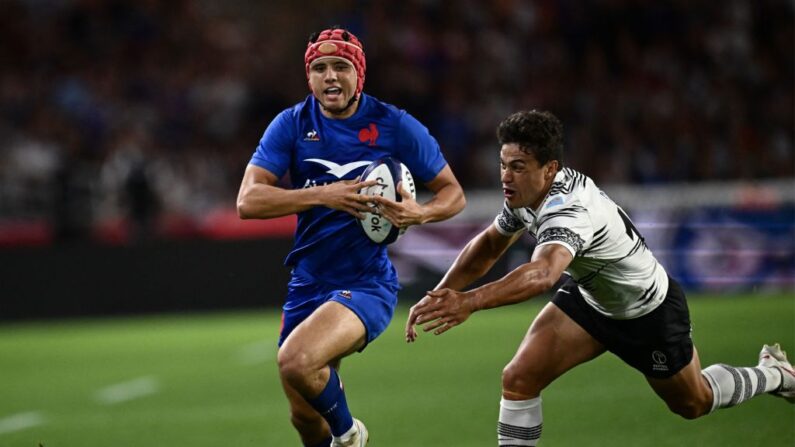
left=498, top=397, right=542, bottom=446
left=307, top=367, right=354, bottom=437
left=701, top=364, right=782, bottom=412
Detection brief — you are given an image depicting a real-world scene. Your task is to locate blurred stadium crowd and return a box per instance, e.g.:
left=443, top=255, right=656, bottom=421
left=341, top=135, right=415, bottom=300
left=0, top=0, right=792, bottom=243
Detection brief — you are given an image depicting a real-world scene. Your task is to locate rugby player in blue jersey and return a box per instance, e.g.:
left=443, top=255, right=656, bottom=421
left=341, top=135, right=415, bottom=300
left=237, top=27, right=465, bottom=446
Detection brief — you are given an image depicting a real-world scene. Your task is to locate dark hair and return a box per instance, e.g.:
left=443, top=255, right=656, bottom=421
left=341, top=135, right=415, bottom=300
left=497, top=110, right=564, bottom=168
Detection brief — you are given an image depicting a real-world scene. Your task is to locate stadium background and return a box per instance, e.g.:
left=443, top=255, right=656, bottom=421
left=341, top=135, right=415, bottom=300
left=0, top=0, right=793, bottom=445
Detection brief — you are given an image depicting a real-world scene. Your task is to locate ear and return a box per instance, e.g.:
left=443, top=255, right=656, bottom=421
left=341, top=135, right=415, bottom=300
left=545, top=160, right=559, bottom=180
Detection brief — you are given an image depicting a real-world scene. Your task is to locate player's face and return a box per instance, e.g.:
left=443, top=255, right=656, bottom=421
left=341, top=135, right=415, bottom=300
left=500, top=143, right=558, bottom=209
left=309, top=57, right=358, bottom=119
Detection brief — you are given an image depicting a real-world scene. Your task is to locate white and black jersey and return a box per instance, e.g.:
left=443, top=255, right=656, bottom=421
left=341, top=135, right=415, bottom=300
left=494, top=168, right=669, bottom=319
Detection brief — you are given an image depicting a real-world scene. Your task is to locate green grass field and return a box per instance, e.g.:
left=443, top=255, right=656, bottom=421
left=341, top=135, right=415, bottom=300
left=1, top=293, right=793, bottom=446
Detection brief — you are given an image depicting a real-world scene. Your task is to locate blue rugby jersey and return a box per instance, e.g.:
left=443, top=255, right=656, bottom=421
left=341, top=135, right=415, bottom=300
left=250, top=93, right=448, bottom=287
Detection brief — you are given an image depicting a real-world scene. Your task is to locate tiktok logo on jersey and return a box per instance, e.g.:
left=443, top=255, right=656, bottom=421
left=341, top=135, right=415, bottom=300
left=358, top=123, right=379, bottom=146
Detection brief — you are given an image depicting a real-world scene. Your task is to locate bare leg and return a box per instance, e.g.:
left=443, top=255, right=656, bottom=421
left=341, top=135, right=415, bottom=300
left=277, top=301, right=366, bottom=444
left=278, top=357, right=343, bottom=445
left=280, top=378, right=332, bottom=445
left=649, top=344, right=789, bottom=419
left=646, top=346, right=714, bottom=419
left=498, top=302, right=606, bottom=446
left=502, top=302, right=607, bottom=399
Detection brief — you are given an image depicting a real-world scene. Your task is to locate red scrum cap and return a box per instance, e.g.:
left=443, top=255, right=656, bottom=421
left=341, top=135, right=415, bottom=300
left=305, top=28, right=366, bottom=96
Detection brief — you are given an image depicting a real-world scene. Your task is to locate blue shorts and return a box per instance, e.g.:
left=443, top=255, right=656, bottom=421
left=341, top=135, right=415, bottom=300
left=278, top=273, right=399, bottom=350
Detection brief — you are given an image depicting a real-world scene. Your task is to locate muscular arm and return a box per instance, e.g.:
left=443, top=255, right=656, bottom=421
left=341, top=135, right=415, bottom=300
left=416, top=165, right=466, bottom=224
left=371, top=164, right=465, bottom=228
left=236, top=164, right=376, bottom=220
left=406, top=242, right=573, bottom=340
left=466, top=243, right=573, bottom=311
left=435, top=224, right=522, bottom=292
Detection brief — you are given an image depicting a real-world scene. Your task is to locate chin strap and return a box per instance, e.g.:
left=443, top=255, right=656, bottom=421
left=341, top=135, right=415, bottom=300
left=322, top=95, right=359, bottom=116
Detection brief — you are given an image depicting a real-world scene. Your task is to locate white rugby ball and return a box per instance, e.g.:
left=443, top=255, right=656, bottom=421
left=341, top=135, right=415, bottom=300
left=358, top=158, right=416, bottom=244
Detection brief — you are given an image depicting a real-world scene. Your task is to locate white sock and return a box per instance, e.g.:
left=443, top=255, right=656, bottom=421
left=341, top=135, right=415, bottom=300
left=702, top=364, right=782, bottom=412
left=498, top=397, right=542, bottom=446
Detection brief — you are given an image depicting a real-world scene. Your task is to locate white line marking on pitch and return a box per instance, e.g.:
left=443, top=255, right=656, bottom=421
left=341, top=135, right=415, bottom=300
left=95, top=376, right=160, bottom=405
left=0, top=411, right=45, bottom=435
left=237, top=339, right=275, bottom=365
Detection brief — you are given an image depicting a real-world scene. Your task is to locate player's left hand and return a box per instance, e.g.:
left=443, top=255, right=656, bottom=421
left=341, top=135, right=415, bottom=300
left=370, top=182, right=424, bottom=229
left=405, top=288, right=474, bottom=342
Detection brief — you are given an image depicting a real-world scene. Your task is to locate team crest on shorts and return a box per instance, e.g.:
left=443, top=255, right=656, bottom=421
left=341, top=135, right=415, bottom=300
left=652, top=350, right=669, bottom=372
left=338, top=290, right=352, bottom=299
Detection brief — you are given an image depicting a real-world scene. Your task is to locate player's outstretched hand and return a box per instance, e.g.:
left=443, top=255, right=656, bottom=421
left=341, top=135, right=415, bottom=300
left=322, top=178, right=380, bottom=219
left=370, top=182, right=424, bottom=229
left=405, top=288, right=474, bottom=342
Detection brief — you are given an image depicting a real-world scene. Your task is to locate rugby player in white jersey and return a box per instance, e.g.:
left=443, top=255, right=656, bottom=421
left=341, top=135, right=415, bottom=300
left=405, top=110, right=794, bottom=445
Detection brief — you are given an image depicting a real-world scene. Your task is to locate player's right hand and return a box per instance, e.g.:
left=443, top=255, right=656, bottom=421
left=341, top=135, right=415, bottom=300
left=406, top=288, right=474, bottom=342
left=321, top=178, right=380, bottom=219
left=370, top=181, right=424, bottom=229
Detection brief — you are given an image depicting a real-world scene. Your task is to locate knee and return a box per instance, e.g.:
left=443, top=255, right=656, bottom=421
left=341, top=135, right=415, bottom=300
left=502, top=362, right=544, bottom=399
left=277, top=348, right=313, bottom=386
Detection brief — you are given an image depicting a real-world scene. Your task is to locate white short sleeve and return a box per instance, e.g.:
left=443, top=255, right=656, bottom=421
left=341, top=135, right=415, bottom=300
left=535, top=197, right=593, bottom=256
left=493, top=202, right=525, bottom=236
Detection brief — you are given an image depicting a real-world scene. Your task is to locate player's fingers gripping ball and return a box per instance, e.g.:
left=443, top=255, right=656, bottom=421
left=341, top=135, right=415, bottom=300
left=358, top=158, right=416, bottom=244
left=305, top=28, right=366, bottom=96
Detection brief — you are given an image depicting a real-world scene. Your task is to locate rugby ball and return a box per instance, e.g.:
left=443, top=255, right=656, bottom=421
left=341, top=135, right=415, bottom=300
left=358, top=158, right=416, bottom=244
